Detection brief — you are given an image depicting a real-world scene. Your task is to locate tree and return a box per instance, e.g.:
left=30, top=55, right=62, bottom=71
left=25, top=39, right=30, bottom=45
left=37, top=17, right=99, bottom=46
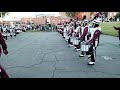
left=0, top=12, right=9, bottom=18
left=66, top=12, right=77, bottom=17
left=114, top=12, right=120, bottom=18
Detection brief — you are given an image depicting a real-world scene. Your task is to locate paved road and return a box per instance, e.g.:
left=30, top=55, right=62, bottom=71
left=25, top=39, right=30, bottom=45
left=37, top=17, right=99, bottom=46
left=0, top=32, right=120, bottom=78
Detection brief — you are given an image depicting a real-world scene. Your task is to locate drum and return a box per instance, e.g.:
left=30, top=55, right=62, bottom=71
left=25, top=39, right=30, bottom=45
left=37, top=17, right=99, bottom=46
left=70, top=37, right=74, bottom=42
left=66, top=35, right=69, bottom=40
left=81, top=42, right=90, bottom=52
left=73, top=39, right=79, bottom=45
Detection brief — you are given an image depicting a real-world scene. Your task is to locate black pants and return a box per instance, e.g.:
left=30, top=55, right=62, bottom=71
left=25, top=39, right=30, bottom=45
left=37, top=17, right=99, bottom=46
left=3, top=36, right=7, bottom=40
left=68, top=37, right=73, bottom=45
left=86, top=45, right=96, bottom=62
left=10, top=35, right=12, bottom=38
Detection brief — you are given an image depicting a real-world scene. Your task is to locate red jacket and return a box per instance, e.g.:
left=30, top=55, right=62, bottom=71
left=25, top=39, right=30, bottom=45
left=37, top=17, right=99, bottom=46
left=88, top=30, right=101, bottom=47
left=0, top=32, right=7, bottom=55
left=79, top=26, right=89, bottom=41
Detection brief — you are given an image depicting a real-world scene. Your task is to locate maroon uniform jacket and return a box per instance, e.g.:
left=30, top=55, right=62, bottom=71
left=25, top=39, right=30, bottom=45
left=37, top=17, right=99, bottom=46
left=69, top=26, right=74, bottom=36
left=0, top=32, right=7, bottom=55
left=76, top=27, right=82, bottom=37
left=87, top=30, right=101, bottom=47
left=76, top=30, right=79, bottom=37
left=79, top=26, right=89, bottom=41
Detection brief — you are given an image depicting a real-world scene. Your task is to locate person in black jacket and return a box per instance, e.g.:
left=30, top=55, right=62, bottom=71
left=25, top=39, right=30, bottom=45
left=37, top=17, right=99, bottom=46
left=113, top=26, right=120, bottom=44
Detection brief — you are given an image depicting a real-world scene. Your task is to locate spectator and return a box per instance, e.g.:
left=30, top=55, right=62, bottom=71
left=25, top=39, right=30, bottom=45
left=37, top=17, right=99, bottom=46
left=113, top=26, right=120, bottom=45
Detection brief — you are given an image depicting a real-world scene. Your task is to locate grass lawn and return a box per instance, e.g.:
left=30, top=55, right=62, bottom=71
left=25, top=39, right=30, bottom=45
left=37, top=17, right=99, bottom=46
left=100, top=22, right=120, bottom=37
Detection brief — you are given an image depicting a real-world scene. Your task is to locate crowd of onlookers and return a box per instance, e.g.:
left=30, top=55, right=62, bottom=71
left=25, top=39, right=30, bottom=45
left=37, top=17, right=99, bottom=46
left=0, top=24, right=22, bottom=41
left=31, top=24, right=57, bottom=31
left=0, top=22, right=58, bottom=41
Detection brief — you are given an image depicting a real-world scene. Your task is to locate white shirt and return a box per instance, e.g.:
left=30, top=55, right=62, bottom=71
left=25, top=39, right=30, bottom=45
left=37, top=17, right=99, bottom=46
left=89, top=27, right=101, bottom=40
left=63, top=27, right=67, bottom=33
left=10, top=29, right=13, bottom=32
left=75, top=26, right=80, bottom=33
left=3, top=28, right=6, bottom=32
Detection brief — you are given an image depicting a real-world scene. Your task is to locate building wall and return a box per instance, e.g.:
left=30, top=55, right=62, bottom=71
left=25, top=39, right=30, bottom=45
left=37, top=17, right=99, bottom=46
left=32, top=17, right=46, bottom=25
left=20, top=16, right=71, bottom=25
left=20, top=18, right=31, bottom=23
left=108, top=12, right=117, bottom=19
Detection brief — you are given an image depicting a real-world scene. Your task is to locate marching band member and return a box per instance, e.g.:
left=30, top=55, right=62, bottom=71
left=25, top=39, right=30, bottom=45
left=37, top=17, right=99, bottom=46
left=61, top=23, right=64, bottom=38
left=113, top=26, right=120, bottom=45
left=6, top=26, right=10, bottom=37
left=13, top=27, right=17, bottom=37
left=78, top=20, right=90, bottom=57
left=2, top=26, right=7, bottom=41
left=73, top=23, right=81, bottom=51
left=10, top=27, right=13, bottom=39
left=85, top=20, right=101, bottom=65
left=63, top=24, right=67, bottom=40
left=65, top=23, right=70, bottom=42
left=68, top=22, right=74, bottom=47
left=59, top=23, right=63, bottom=35
left=72, top=22, right=77, bottom=48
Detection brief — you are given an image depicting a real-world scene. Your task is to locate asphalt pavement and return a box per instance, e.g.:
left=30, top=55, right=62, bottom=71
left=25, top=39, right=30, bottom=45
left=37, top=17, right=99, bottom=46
left=0, top=32, right=120, bottom=78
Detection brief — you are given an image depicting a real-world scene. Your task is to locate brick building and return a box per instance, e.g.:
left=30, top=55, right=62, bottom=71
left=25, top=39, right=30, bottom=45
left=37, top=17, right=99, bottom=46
left=20, top=13, right=71, bottom=25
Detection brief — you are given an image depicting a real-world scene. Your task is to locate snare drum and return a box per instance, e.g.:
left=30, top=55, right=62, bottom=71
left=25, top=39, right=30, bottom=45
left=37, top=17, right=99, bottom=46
left=81, top=42, right=90, bottom=52
left=66, top=35, right=69, bottom=40
left=73, top=39, right=79, bottom=45
left=70, top=37, right=74, bottom=42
